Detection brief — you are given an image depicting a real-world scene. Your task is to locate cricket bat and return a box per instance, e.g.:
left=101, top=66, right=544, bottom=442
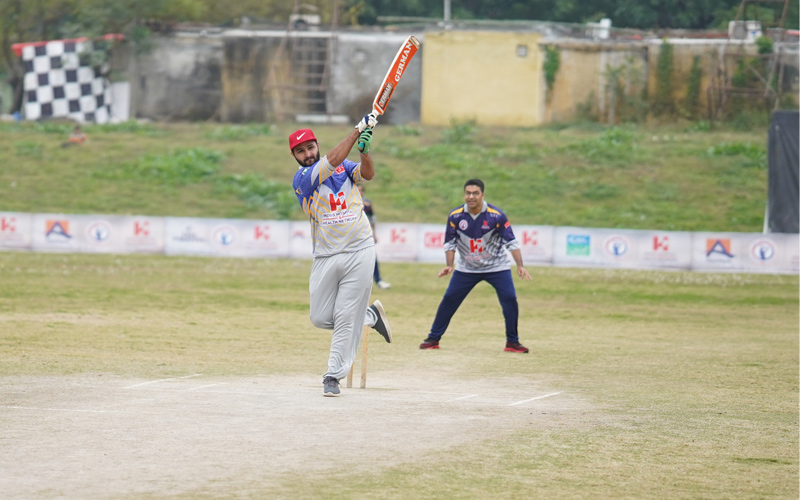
left=372, top=35, right=420, bottom=116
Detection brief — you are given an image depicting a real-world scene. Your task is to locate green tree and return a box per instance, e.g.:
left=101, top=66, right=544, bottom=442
left=0, top=0, right=215, bottom=114
left=346, top=0, right=799, bottom=30
left=0, top=0, right=76, bottom=113
left=652, top=39, right=675, bottom=117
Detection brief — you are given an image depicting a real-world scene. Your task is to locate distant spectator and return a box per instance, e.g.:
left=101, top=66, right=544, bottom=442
left=62, top=125, right=87, bottom=147
left=358, top=183, right=391, bottom=289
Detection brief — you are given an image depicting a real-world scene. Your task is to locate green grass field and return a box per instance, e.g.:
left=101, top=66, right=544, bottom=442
left=1, top=251, right=797, bottom=499
left=0, top=120, right=770, bottom=231
left=0, top=119, right=795, bottom=498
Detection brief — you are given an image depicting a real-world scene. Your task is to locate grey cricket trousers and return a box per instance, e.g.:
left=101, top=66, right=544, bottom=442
left=309, top=246, right=377, bottom=381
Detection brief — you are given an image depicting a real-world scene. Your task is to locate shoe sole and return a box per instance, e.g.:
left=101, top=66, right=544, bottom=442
left=420, top=345, right=439, bottom=349
left=323, top=392, right=340, bottom=397
left=503, top=348, right=529, bottom=353
left=372, top=300, right=392, bottom=343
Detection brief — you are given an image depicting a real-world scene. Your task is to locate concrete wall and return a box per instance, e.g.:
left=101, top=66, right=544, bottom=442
left=540, top=39, right=769, bottom=123
left=116, top=34, right=223, bottom=121
left=646, top=39, right=733, bottom=117
left=329, top=32, right=422, bottom=124
left=218, top=32, right=283, bottom=122
left=543, top=41, right=648, bottom=123
left=197, top=30, right=423, bottom=124
left=420, top=31, right=543, bottom=127
left=109, top=29, right=794, bottom=126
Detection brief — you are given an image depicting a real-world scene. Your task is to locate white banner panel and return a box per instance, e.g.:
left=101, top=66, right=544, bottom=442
left=689, top=232, right=799, bottom=273
left=590, top=228, right=642, bottom=268
left=730, top=232, right=798, bottom=274
left=164, top=217, right=217, bottom=256
left=165, top=218, right=290, bottom=258
left=76, top=215, right=157, bottom=254
left=235, top=220, right=290, bottom=258
left=636, top=230, right=692, bottom=270
left=4, top=211, right=797, bottom=275
left=417, top=223, right=446, bottom=263
left=0, top=212, right=32, bottom=250
left=375, top=223, right=418, bottom=262
left=552, top=227, right=604, bottom=267
left=691, top=232, right=740, bottom=272
left=515, top=225, right=554, bottom=264
left=289, top=221, right=313, bottom=259
left=784, top=234, right=800, bottom=273
left=29, top=214, right=164, bottom=254
left=118, top=216, right=166, bottom=254
left=31, top=214, right=82, bottom=252
left=554, top=227, right=695, bottom=270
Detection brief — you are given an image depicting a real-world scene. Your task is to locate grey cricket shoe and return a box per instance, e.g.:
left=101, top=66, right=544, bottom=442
left=323, top=376, right=340, bottom=397
left=369, top=300, right=392, bottom=343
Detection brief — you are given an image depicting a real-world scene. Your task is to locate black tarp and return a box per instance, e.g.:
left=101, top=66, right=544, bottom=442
left=767, top=110, right=799, bottom=233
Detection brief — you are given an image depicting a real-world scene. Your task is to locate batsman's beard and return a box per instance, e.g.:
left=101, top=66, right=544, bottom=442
left=296, top=153, right=320, bottom=168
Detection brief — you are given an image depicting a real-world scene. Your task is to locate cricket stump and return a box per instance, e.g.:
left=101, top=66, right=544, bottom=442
left=346, top=326, right=369, bottom=389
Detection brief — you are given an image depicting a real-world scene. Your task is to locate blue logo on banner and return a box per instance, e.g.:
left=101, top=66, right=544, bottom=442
left=605, top=236, right=629, bottom=257
left=87, top=222, right=111, bottom=242
left=566, top=235, right=590, bottom=256
left=213, top=226, right=236, bottom=246
left=706, top=239, right=734, bottom=259
left=750, top=240, right=775, bottom=262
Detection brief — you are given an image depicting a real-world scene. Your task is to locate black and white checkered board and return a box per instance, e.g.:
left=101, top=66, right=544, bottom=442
left=22, top=40, right=112, bottom=124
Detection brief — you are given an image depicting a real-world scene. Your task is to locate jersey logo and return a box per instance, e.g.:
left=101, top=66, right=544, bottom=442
left=335, top=165, right=345, bottom=174
left=329, top=191, right=348, bottom=211
left=459, top=220, right=468, bottom=230
left=469, top=238, right=483, bottom=253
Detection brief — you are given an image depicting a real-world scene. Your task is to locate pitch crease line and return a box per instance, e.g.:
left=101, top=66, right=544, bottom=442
left=124, top=374, right=202, bottom=389
left=4, top=405, right=125, bottom=414
left=188, top=383, right=227, bottom=391
left=446, top=394, right=478, bottom=402
left=509, top=392, right=563, bottom=406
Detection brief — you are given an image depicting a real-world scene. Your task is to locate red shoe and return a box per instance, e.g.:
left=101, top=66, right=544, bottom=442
left=504, top=341, right=529, bottom=353
left=419, top=337, right=440, bottom=349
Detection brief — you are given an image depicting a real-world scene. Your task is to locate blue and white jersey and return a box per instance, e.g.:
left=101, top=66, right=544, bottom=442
left=293, top=155, right=374, bottom=258
left=443, top=201, right=520, bottom=273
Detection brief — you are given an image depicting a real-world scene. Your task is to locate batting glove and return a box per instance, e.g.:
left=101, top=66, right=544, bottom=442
left=355, top=112, right=378, bottom=133
left=357, top=129, right=373, bottom=154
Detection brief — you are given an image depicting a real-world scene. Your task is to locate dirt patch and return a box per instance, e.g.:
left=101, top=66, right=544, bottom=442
left=0, top=372, right=591, bottom=499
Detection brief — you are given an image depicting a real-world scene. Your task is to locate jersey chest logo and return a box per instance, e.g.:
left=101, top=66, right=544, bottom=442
left=469, top=238, right=483, bottom=253
left=459, top=220, right=469, bottom=230
left=329, top=191, right=347, bottom=211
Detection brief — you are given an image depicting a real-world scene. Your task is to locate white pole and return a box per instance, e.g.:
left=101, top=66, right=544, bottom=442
left=444, top=0, right=451, bottom=23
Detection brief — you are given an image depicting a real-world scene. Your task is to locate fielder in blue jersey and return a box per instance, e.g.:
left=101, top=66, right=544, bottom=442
left=290, top=113, right=392, bottom=397
left=420, top=179, right=532, bottom=353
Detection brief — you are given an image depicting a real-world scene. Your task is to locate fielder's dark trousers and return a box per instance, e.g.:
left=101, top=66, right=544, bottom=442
left=428, top=269, right=520, bottom=343
left=373, top=259, right=382, bottom=283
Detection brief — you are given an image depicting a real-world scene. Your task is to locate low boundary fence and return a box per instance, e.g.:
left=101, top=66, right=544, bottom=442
left=1, top=212, right=797, bottom=274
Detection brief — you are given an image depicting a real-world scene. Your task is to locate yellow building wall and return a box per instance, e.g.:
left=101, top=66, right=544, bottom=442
left=421, top=31, right=542, bottom=127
